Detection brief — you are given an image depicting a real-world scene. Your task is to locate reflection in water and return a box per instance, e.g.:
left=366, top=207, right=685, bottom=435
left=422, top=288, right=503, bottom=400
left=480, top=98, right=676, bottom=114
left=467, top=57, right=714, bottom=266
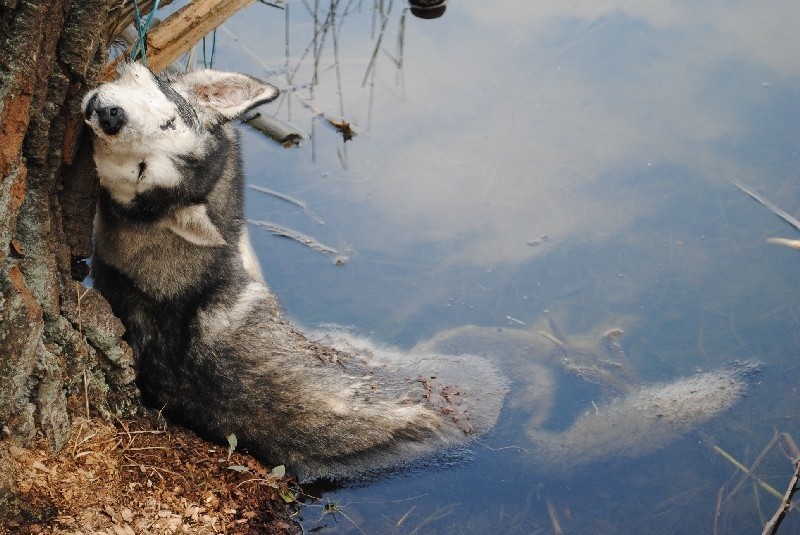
left=192, top=0, right=800, bottom=532
left=417, top=312, right=759, bottom=472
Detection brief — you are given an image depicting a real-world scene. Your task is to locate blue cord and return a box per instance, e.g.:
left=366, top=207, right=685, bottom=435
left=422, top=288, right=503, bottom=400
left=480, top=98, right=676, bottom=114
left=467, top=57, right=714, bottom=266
left=131, top=0, right=161, bottom=66
left=210, top=29, right=217, bottom=69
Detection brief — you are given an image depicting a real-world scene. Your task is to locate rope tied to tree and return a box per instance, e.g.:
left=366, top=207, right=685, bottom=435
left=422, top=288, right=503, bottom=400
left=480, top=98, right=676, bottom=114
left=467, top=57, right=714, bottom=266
left=131, top=0, right=161, bottom=66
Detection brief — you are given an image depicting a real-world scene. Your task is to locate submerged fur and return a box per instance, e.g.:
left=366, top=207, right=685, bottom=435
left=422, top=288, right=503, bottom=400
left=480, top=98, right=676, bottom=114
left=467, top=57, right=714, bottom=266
left=83, top=63, right=507, bottom=482
left=418, top=319, right=760, bottom=471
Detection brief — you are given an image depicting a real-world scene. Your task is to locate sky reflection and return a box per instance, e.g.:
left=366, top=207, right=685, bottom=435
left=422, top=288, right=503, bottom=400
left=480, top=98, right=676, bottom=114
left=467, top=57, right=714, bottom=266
left=214, top=0, right=800, bottom=271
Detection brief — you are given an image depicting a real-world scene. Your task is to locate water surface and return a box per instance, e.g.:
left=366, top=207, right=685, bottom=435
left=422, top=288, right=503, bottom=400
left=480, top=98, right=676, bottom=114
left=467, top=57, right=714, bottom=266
left=177, top=1, right=800, bottom=532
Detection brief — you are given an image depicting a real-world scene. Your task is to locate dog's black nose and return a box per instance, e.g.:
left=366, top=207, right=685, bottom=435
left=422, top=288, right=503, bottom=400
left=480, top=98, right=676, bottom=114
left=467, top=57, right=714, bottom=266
left=96, top=106, right=126, bottom=135
left=85, top=94, right=127, bottom=135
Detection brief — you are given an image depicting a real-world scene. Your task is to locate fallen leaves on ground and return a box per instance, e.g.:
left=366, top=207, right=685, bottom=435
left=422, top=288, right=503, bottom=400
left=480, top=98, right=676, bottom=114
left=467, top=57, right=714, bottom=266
left=0, top=416, right=300, bottom=534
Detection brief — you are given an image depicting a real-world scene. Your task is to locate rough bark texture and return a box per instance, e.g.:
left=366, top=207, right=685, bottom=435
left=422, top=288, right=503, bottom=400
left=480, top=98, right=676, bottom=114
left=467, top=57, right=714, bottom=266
left=0, top=0, right=169, bottom=455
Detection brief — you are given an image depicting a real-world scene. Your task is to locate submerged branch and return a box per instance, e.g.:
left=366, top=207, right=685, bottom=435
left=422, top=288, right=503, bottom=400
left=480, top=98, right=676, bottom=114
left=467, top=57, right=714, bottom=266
left=734, top=181, right=800, bottom=232
left=762, top=459, right=800, bottom=535
left=248, top=185, right=325, bottom=225
left=247, top=220, right=348, bottom=264
left=702, top=434, right=784, bottom=501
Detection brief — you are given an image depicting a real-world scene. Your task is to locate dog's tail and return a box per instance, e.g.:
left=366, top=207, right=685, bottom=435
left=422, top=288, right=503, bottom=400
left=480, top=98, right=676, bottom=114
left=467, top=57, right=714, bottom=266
left=527, top=361, right=761, bottom=469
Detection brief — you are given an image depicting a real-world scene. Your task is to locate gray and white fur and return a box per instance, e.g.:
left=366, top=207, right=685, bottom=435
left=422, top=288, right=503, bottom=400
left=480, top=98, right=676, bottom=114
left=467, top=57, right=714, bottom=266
left=82, top=63, right=507, bottom=483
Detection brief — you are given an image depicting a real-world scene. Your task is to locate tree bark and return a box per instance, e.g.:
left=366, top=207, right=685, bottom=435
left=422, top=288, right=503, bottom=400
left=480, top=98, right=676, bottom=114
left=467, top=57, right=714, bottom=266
left=0, top=0, right=170, bottom=455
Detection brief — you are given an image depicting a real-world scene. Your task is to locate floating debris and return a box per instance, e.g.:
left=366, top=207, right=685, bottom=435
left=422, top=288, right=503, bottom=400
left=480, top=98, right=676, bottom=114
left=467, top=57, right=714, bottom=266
left=292, top=91, right=358, bottom=142
left=766, top=237, right=800, bottom=249
left=526, top=234, right=549, bottom=247
left=506, top=315, right=526, bottom=326
left=326, top=116, right=357, bottom=141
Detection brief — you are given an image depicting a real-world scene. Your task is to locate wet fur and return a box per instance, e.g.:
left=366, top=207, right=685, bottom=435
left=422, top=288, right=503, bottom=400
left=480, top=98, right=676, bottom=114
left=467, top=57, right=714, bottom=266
left=83, top=63, right=506, bottom=482
left=419, top=321, right=760, bottom=471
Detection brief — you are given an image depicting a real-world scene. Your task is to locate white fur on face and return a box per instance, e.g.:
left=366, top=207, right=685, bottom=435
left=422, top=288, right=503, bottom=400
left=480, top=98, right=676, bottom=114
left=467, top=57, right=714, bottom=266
left=83, top=63, right=207, bottom=204
left=84, top=64, right=278, bottom=207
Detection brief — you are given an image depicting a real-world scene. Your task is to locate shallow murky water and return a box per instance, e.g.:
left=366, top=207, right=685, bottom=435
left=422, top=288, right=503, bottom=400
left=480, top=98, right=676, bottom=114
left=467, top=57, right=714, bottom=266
left=163, top=1, right=800, bottom=532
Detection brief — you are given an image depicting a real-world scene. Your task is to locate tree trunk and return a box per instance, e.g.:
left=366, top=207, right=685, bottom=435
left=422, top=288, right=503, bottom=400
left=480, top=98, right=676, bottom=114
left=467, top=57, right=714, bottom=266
left=0, top=0, right=168, bottom=455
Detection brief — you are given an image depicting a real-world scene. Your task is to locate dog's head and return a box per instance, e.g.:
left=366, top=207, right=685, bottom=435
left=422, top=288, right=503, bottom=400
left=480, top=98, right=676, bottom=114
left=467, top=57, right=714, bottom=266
left=83, top=62, right=278, bottom=141
left=83, top=63, right=278, bottom=204
left=83, top=63, right=278, bottom=246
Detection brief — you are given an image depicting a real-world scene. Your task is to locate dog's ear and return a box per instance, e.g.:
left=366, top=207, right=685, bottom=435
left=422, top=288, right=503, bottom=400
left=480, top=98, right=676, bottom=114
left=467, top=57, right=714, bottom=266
left=177, top=70, right=279, bottom=120
left=159, top=204, right=227, bottom=247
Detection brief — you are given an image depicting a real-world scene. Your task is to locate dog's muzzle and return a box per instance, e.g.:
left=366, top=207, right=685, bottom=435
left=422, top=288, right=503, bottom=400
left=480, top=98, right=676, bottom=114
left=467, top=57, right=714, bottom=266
left=84, top=93, right=127, bottom=135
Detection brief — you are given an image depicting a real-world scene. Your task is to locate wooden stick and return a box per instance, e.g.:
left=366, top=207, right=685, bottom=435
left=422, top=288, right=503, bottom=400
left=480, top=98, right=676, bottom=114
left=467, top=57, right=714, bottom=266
left=102, top=0, right=256, bottom=80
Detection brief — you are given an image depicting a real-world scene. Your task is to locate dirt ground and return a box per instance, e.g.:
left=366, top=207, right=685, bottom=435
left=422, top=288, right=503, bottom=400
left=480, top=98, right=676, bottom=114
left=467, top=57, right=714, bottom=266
left=0, top=415, right=301, bottom=534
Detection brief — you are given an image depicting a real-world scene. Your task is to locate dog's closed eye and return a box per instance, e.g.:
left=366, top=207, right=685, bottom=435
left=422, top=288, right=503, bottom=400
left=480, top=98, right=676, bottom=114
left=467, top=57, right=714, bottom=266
left=160, top=116, right=177, bottom=131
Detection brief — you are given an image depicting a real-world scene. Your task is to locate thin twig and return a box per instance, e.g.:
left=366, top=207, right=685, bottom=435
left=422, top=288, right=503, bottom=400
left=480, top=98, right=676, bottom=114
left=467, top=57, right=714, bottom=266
left=408, top=504, right=455, bottom=535
left=713, top=485, right=725, bottom=535
left=83, top=370, right=90, bottom=419
left=704, top=438, right=784, bottom=501
left=762, top=459, right=800, bottom=535
left=728, top=432, right=782, bottom=499
left=395, top=504, right=416, bottom=527
left=285, top=1, right=291, bottom=120
left=361, top=0, right=392, bottom=87
left=257, top=0, right=285, bottom=8
left=331, top=0, right=346, bottom=118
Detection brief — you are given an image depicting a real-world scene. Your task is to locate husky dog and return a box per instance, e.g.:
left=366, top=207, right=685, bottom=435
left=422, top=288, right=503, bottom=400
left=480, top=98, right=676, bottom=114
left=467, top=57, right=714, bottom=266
left=81, top=63, right=506, bottom=482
